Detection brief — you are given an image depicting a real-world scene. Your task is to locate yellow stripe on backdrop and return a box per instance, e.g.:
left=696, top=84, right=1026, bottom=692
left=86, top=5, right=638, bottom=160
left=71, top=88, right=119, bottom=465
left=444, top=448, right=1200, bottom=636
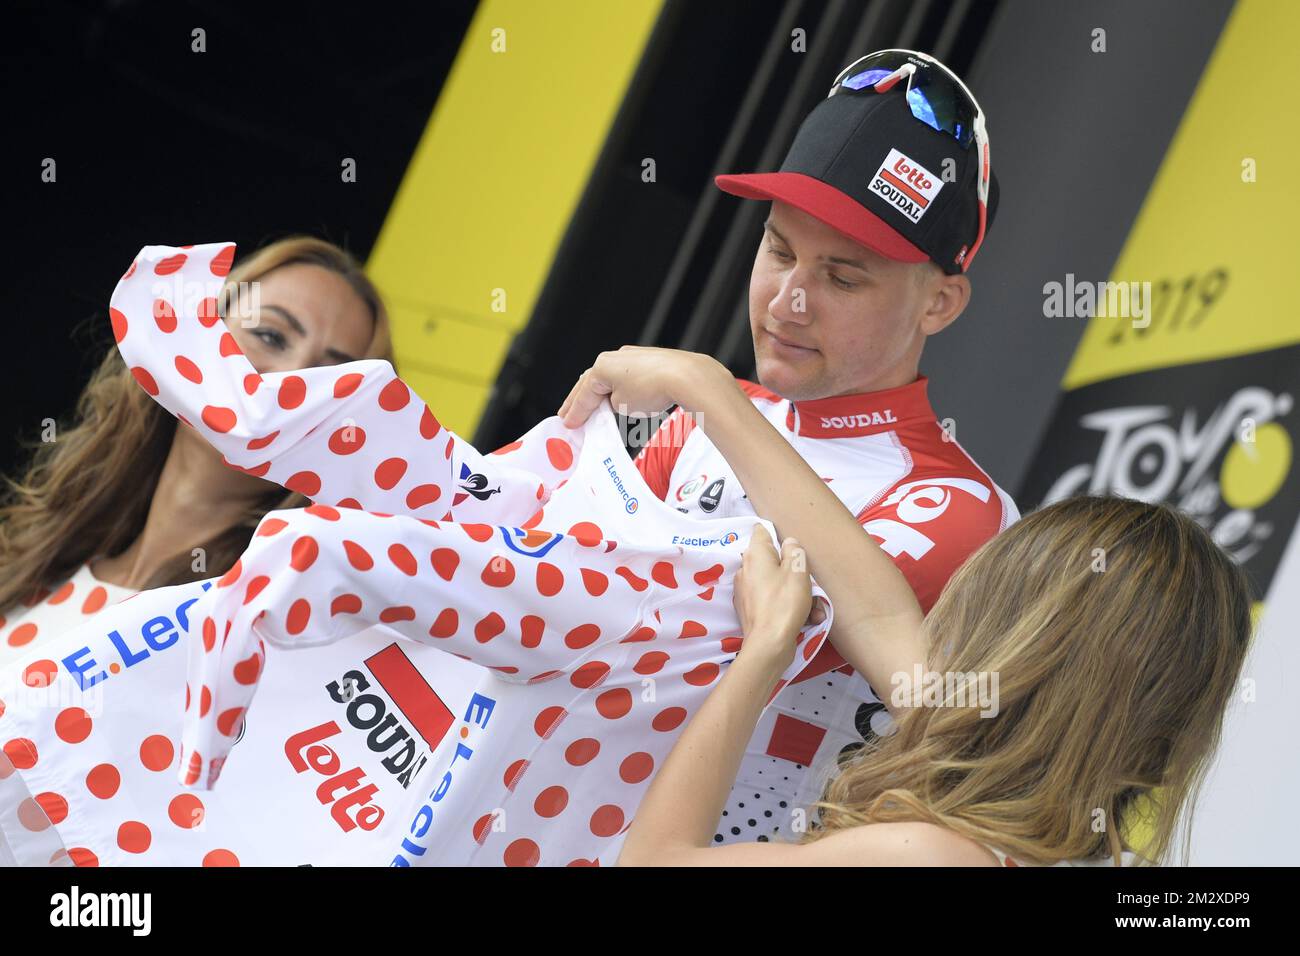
left=1038, top=0, right=1297, bottom=856
left=1063, top=0, right=1300, bottom=390
left=365, top=0, right=665, bottom=437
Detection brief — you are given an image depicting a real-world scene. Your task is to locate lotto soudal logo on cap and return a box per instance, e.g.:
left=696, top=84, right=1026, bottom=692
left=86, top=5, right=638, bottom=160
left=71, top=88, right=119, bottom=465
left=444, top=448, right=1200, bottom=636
left=870, top=148, right=944, bottom=224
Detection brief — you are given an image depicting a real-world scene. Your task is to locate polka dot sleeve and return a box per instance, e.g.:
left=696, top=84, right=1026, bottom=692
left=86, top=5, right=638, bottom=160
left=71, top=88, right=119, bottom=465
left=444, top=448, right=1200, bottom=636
left=109, top=243, right=576, bottom=524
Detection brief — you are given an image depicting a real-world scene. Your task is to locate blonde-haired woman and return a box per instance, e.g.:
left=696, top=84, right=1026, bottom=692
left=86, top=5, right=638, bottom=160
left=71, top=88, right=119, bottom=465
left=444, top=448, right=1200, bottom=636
left=0, top=237, right=390, bottom=664
left=617, top=494, right=1252, bottom=866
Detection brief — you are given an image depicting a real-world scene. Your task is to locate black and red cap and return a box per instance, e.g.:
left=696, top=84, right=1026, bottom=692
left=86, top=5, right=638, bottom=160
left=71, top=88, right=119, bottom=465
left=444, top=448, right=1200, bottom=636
left=716, top=75, right=999, bottom=275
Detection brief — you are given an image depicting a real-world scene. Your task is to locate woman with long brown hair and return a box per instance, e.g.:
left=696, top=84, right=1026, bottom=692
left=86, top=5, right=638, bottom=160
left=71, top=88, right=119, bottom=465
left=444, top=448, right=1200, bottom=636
left=617, top=496, right=1253, bottom=866
left=0, top=237, right=390, bottom=664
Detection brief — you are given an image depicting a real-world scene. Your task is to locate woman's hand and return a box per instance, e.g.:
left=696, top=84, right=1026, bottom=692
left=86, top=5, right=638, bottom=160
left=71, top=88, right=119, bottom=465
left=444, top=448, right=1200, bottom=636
left=557, top=346, right=730, bottom=427
left=732, top=526, right=814, bottom=671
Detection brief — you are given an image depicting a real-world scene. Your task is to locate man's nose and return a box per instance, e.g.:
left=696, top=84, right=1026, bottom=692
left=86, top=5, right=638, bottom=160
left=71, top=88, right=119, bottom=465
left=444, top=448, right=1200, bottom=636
left=769, top=268, right=813, bottom=325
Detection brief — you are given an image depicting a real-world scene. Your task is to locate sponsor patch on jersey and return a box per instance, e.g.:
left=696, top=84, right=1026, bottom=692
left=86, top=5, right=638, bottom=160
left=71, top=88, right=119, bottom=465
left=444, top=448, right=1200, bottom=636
left=869, top=148, right=944, bottom=224
left=675, top=475, right=706, bottom=502
left=500, top=526, right=566, bottom=558
left=699, top=477, right=726, bottom=513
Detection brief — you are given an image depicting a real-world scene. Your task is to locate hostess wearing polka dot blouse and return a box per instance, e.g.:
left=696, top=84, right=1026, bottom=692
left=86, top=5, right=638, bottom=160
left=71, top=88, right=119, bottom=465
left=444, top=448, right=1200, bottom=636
left=0, top=238, right=392, bottom=666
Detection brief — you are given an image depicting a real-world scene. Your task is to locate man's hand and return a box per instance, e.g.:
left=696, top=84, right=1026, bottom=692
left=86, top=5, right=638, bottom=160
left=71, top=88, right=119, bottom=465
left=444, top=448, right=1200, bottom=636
left=557, top=346, right=730, bottom=428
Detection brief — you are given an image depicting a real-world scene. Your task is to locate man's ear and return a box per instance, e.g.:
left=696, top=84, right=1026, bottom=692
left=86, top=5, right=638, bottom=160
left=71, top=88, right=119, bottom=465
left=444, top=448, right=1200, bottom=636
left=919, top=268, right=971, bottom=336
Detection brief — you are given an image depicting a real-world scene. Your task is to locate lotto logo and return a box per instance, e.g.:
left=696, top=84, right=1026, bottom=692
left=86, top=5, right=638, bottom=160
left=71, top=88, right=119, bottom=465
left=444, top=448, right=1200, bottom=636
left=870, top=148, right=944, bottom=224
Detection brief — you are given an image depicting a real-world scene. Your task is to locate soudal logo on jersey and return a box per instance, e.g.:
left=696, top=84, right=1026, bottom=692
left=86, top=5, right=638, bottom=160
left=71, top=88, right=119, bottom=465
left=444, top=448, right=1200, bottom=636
left=500, top=526, right=565, bottom=558
left=870, top=148, right=944, bottom=224
left=323, top=642, right=456, bottom=790
left=820, top=409, right=899, bottom=430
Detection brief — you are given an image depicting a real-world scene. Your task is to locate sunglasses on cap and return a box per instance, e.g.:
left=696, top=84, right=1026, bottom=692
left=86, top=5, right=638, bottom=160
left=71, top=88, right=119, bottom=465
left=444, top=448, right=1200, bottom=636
left=829, top=49, right=991, bottom=271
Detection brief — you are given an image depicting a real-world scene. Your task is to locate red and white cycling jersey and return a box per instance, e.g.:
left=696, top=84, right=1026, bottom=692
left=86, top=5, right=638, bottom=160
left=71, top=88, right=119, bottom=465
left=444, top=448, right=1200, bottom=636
left=636, top=376, right=1018, bottom=843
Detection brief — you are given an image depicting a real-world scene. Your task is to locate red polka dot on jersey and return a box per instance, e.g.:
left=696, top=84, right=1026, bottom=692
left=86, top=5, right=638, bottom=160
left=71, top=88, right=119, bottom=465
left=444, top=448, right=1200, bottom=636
left=233, top=651, right=262, bottom=685
left=197, top=296, right=221, bottom=327
left=68, top=847, right=99, bottom=867
left=533, top=786, right=569, bottom=818
left=290, top=536, right=319, bottom=572
left=374, top=457, right=408, bottom=490
left=419, top=405, right=440, bottom=439
left=175, top=355, right=203, bottom=383
left=277, top=375, right=307, bottom=409
left=428, top=608, right=458, bottom=639
left=481, top=557, right=515, bottom=587
left=492, top=440, right=522, bottom=456
left=570, top=660, right=610, bottom=689
left=461, top=523, right=494, bottom=543
left=18, top=798, right=53, bottom=831
left=634, top=651, right=669, bottom=675
left=7, top=622, right=37, bottom=648
left=590, top=805, right=625, bottom=838
left=333, top=372, right=364, bottom=397
left=201, top=405, right=238, bottom=434
left=154, top=253, right=187, bottom=275
left=218, top=332, right=242, bottom=357
left=80, top=586, right=108, bottom=615
left=520, top=615, right=545, bottom=648
left=614, top=566, right=649, bottom=592
left=169, top=793, right=206, bottom=829
left=694, top=564, right=725, bottom=586
left=504, top=838, right=540, bottom=867
left=130, top=366, right=159, bottom=395
left=619, top=752, right=655, bottom=784
left=536, top=562, right=564, bottom=596
left=563, top=623, right=600, bottom=649
left=684, top=662, right=721, bottom=686
left=378, top=378, right=410, bottom=411
left=109, top=307, right=128, bottom=342
left=217, top=559, right=243, bottom=586
left=651, top=561, right=678, bottom=588
left=534, top=706, right=566, bottom=739
left=243, top=575, right=270, bottom=604
left=22, top=659, right=56, bottom=687
left=86, top=763, right=121, bottom=799
left=117, top=820, right=152, bottom=853
left=48, top=580, right=74, bottom=606
left=140, top=735, right=174, bottom=771
left=55, top=707, right=92, bottom=744
left=285, top=470, right=322, bottom=497
left=379, top=605, right=416, bottom=623
left=546, top=438, right=574, bottom=471
left=430, top=548, right=459, bottom=581
left=472, top=813, right=495, bottom=844
left=331, top=594, right=362, bottom=616
left=199, top=686, right=212, bottom=718
left=209, top=245, right=235, bottom=276
left=677, top=620, right=708, bottom=639
left=503, top=758, right=529, bottom=791
left=388, top=543, right=418, bottom=576
left=596, top=688, right=633, bottom=719
left=325, top=426, right=366, bottom=455
left=652, top=707, right=687, bottom=732
left=152, top=299, right=178, bottom=333
left=304, top=504, right=340, bottom=521
left=203, top=849, right=240, bottom=867
left=217, top=707, right=244, bottom=737
left=256, top=519, right=289, bottom=539
left=621, top=625, right=657, bottom=644
left=580, top=568, right=609, bottom=596
left=474, top=612, right=505, bottom=643
left=286, top=598, right=311, bottom=635
left=343, top=540, right=374, bottom=571
left=406, top=484, right=441, bottom=509
left=720, top=636, right=743, bottom=653
left=565, top=738, right=601, bottom=766
left=567, top=522, right=603, bottom=547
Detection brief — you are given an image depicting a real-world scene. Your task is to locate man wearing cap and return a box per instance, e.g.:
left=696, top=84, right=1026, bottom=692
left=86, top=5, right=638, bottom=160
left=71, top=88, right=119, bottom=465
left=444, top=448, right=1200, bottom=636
left=559, top=49, right=1016, bottom=845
